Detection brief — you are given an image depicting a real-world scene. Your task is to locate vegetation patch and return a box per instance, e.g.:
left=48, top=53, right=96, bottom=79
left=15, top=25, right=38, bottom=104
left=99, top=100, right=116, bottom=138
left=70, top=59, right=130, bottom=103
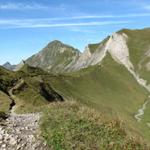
left=0, top=90, right=11, bottom=113
left=41, top=101, right=148, bottom=150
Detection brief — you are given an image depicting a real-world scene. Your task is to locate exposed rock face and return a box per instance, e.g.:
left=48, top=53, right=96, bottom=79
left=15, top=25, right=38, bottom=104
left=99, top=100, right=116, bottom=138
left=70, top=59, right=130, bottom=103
left=107, top=33, right=133, bottom=69
left=68, top=37, right=109, bottom=71
left=70, top=46, right=92, bottom=70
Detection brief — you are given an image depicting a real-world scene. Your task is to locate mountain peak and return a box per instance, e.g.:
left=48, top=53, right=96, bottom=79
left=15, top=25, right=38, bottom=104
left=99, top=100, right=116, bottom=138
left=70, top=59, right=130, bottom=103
left=50, top=40, right=62, bottom=44
left=3, top=61, right=11, bottom=66
left=47, top=40, right=65, bottom=47
left=3, top=62, right=16, bottom=71
left=22, top=40, right=81, bottom=73
left=46, top=40, right=74, bottom=50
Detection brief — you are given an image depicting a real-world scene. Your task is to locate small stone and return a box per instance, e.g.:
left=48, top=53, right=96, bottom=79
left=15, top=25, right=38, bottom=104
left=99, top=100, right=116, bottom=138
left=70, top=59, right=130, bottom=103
left=17, top=138, right=22, bottom=143
left=2, top=144, right=6, bottom=148
left=17, top=145, right=21, bottom=150
left=0, top=130, right=4, bottom=134
left=28, top=135, right=35, bottom=142
left=16, top=128, right=21, bottom=133
left=13, top=124, right=17, bottom=127
left=25, top=127, right=29, bottom=130
left=9, top=137, right=17, bottom=145
left=20, top=127, right=25, bottom=131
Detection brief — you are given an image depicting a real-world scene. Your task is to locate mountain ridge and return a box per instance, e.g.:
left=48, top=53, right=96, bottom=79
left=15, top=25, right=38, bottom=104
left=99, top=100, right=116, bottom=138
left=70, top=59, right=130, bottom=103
left=2, top=28, right=150, bottom=147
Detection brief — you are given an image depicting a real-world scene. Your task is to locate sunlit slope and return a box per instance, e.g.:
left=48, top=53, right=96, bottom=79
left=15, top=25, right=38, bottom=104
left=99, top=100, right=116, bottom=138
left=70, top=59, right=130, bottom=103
left=41, top=101, right=148, bottom=149
left=0, top=65, right=64, bottom=113
left=119, top=28, right=150, bottom=83
left=48, top=54, right=148, bottom=119
left=0, top=90, right=11, bottom=113
left=25, top=40, right=80, bottom=73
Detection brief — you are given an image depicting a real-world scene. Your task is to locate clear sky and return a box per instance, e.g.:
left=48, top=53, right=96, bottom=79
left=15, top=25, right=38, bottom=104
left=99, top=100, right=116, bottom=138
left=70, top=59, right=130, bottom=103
left=0, top=0, right=150, bottom=65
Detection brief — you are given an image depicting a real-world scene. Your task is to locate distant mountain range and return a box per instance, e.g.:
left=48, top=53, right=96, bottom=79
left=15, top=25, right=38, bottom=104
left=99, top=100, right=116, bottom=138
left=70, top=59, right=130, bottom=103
left=2, top=62, right=16, bottom=71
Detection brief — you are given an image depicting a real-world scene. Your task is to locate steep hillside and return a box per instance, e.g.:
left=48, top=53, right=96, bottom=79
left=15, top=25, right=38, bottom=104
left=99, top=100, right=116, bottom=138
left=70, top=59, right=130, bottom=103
left=0, top=90, right=11, bottom=113
left=0, top=66, right=16, bottom=93
left=23, top=40, right=81, bottom=73
left=118, top=28, right=150, bottom=84
left=41, top=54, right=150, bottom=141
left=47, top=54, right=148, bottom=120
left=0, top=65, right=64, bottom=114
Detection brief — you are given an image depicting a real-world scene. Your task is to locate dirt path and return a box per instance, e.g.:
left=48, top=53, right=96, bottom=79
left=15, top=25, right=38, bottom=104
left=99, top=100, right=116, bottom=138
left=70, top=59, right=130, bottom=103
left=0, top=80, right=49, bottom=150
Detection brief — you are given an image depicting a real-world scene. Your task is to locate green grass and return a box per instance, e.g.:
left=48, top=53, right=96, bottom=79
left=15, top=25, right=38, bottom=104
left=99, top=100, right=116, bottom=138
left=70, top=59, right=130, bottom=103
left=13, top=76, right=63, bottom=113
left=41, top=101, right=148, bottom=150
left=43, top=54, right=150, bottom=142
left=48, top=54, right=148, bottom=119
left=0, top=66, right=16, bottom=93
left=117, top=28, right=150, bottom=142
left=88, top=43, right=100, bottom=53
left=0, top=65, right=64, bottom=114
left=119, top=28, right=150, bottom=70
left=88, top=36, right=110, bottom=54
left=118, top=28, right=150, bottom=85
left=0, top=90, right=11, bottom=113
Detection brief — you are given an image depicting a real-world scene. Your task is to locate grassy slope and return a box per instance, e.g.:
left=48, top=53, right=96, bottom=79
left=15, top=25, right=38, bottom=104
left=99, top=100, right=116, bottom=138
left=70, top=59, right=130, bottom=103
left=48, top=54, right=147, bottom=118
left=0, top=66, right=16, bottom=93
left=88, top=36, right=110, bottom=54
left=0, top=90, right=11, bottom=113
left=14, top=66, right=63, bottom=113
left=46, top=54, right=150, bottom=141
left=0, top=65, right=64, bottom=114
left=0, top=66, right=16, bottom=114
left=118, top=28, right=150, bottom=141
left=119, top=28, right=150, bottom=83
left=41, top=101, right=148, bottom=150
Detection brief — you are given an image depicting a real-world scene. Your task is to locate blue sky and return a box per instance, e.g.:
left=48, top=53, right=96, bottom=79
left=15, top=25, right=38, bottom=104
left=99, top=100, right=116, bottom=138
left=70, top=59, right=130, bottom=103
left=0, top=0, right=150, bottom=64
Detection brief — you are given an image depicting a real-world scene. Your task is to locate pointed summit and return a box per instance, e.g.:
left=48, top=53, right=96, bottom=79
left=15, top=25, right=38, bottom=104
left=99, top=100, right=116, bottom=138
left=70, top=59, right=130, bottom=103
left=18, top=40, right=81, bottom=73
left=3, top=62, right=16, bottom=71
left=49, top=40, right=62, bottom=44
left=45, top=40, right=79, bottom=53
